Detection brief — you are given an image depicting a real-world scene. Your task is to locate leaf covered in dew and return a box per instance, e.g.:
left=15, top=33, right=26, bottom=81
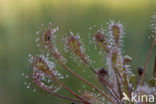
left=107, top=20, right=125, bottom=48
left=64, top=31, right=92, bottom=65
left=29, top=54, right=63, bottom=93
left=94, top=32, right=110, bottom=53
left=66, top=34, right=84, bottom=59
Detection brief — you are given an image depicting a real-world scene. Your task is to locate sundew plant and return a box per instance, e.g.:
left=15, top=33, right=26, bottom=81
left=25, top=13, right=156, bottom=104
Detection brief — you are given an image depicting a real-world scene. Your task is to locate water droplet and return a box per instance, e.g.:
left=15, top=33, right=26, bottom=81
left=21, top=73, right=25, bottom=76
left=65, top=75, right=69, bottom=78
left=47, top=80, right=51, bottom=83
left=27, top=85, right=30, bottom=88
left=82, top=85, right=86, bottom=88
left=25, top=76, right=29, bottom=79
left=36, top=31, right=40, bottom=35
left=33, top=89, right=36, bottom=92
left=24, top=82, right=27, bottom=85
left=28, top=54, right=32, bottom=57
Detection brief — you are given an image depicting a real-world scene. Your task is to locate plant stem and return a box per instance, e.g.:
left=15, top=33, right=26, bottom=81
left=57, top=58, right=115, bottom=103
left=86, top=62, right=121, bottom=101
left=34, top=73, right=83, bottom=103
left=46, top=42, right=115, bottom=103
left=50, top=73, right=90, bottom=104
left=81, top=55, right=121, bottom=102
left=139, top=39, right=156, bottom=85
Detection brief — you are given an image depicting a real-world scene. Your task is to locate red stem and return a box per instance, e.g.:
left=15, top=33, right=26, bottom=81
left=34, top=73, right=83, bottom=103
left=139, top=39, right=156, bottom=85
left=84, top=59, right=121, bottom=101
left=47, top=43, right=115, bottom=103
left=57, top=59, right=115, bottom=103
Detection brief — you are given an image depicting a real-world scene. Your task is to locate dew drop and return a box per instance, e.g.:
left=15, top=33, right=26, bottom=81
left=33, top=89, right=36, bottom=92
left=27, top=85, right=30, bottom=88
left=36, top=31, right=40, bottom=35
left=28, top=54, right=32, bottom=57
left=21, top=73, right=25, bottom=76
left=65, top=75, right=69, bottom=78
left=37, top=44, right=40, bottom=47
left=47, top=80, right=51, bottom=83
left=24, top=82, right=27, bottom=85
left=82, top=85, right=86, bottom=88
left=25, top=75, right=29, bottom=79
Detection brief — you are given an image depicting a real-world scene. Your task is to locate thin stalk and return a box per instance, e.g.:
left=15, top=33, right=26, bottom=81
left=52, top=93, right=83, bottom=103
left=116, top=44, right=130, bottom=99
left=99, top=79, right=120, bottom=103
left=47, top=43, right=115, bottom=103
left=139, top=39, right=156, bottom=85
left=115, top=69, right=122, bottom=99
left=34, top=75, right=83, bottom=103
left=83, top=59, right=121, bottom=101
left=122, top=67, right=131, bottom=97
left=57, top=58, right=115, bottom=103
left=49, top=73, right=90, bottom=104
left=116, top=69, right=124, bottom=87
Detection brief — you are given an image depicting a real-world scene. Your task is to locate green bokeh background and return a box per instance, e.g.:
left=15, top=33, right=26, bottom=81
left=0, top=0, right=156, bottom=104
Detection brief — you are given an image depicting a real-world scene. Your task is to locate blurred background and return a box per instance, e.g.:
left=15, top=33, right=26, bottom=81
left=0, top=0, right=156, bottom=104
